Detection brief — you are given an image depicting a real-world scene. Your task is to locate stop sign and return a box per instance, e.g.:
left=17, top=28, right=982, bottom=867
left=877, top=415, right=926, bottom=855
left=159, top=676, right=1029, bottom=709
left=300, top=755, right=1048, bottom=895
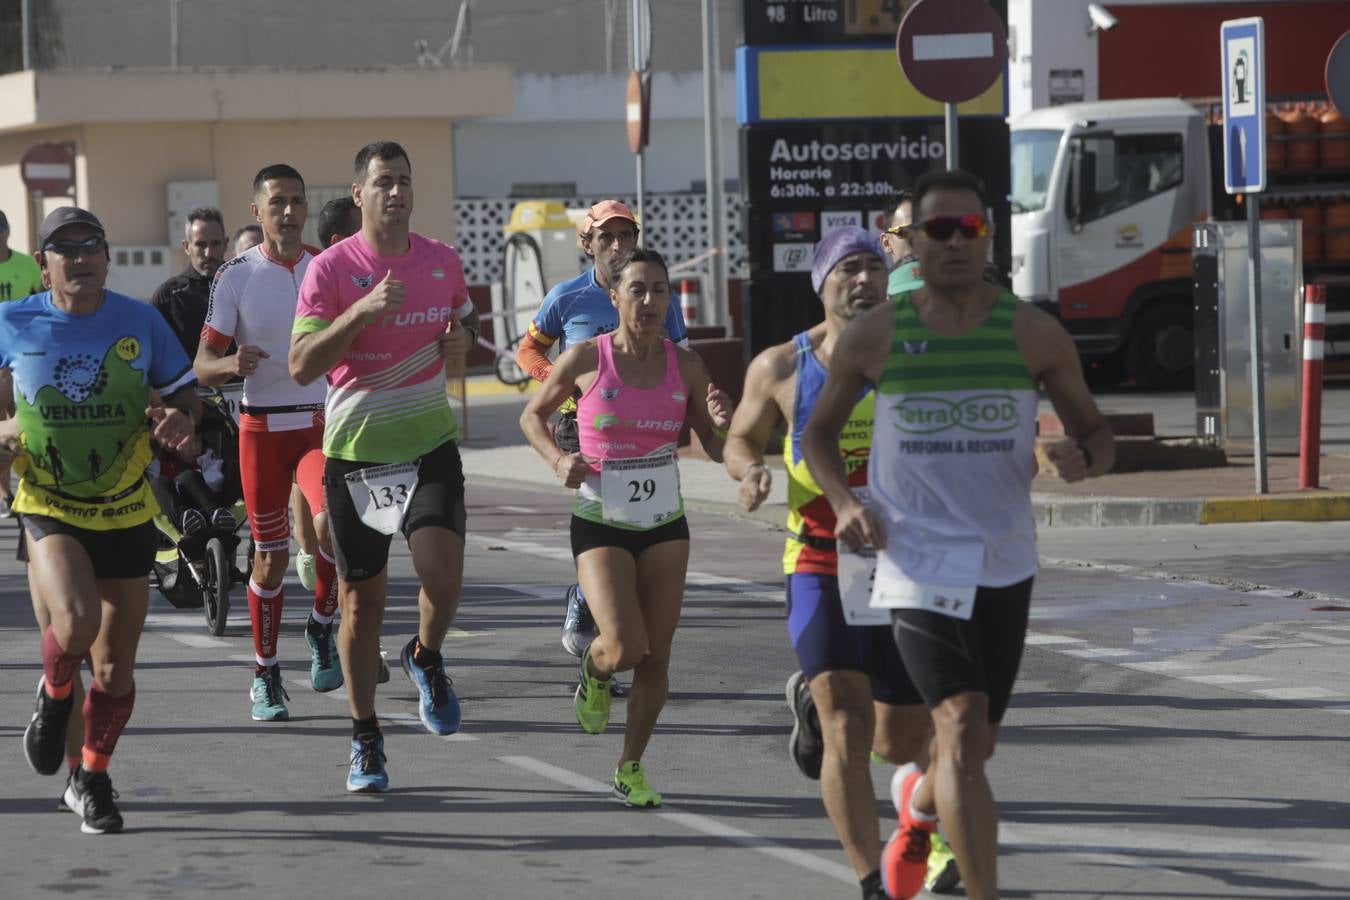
left=896, top=0, right=1008, bottom=105
left=20, top=143, right=76, bottom=196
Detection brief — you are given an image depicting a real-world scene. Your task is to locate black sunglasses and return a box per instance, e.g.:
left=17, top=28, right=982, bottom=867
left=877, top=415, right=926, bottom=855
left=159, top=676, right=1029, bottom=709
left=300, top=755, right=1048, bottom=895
left=43, top=236, right=108, bottom=257
left=916, top=215, right=989, bottom=241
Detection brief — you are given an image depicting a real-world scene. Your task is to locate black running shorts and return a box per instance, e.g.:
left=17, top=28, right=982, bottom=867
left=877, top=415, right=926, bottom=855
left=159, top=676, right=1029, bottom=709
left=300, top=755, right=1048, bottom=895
left=569, top=514, right=689, bottom=560
left=323, top=440, right=467, bottom=582
left=20, top=513, right=157, bottom=580
left=890, top=576, right=1034, bottom=723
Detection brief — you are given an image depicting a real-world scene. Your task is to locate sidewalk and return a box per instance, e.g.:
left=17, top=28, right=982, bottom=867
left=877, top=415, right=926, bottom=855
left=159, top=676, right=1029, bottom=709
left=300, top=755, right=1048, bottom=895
left=455, top=375, right=1350, bottom=528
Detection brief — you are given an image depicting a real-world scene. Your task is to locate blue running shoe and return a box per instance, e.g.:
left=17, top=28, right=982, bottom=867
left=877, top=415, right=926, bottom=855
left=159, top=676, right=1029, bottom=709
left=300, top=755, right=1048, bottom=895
left=305, top=616, right=343, bottom=693
left=400, top=638, right=461, bottom=735
left=560, top=583, right=596, bottom=657
left=347, top=734, right=389, bottom=793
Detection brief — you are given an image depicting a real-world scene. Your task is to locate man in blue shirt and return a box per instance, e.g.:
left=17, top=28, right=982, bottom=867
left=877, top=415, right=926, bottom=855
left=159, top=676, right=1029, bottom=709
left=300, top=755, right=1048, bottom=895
left=514, top=200, right=688, bottom=658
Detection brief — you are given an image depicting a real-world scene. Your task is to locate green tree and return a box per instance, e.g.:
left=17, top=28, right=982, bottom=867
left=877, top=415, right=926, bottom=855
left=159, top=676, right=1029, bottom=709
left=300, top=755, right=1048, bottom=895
left=0, top=0, right=62, bottom=74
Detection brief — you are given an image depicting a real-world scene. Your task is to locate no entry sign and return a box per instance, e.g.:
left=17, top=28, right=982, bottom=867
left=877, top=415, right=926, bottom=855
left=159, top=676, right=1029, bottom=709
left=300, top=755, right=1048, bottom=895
left=20, top=143, right=76, bottom=196
left=896, top=0, right=1007, bottom=105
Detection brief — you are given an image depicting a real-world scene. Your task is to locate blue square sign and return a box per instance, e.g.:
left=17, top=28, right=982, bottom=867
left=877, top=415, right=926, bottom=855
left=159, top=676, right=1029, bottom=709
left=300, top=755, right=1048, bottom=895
left=1221, top=17, right=1266, bottom=194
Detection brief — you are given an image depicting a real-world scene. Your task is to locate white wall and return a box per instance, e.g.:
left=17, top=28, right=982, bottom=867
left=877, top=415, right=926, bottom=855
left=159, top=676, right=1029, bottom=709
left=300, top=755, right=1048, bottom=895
left=453, top=72, right=738, bottom=197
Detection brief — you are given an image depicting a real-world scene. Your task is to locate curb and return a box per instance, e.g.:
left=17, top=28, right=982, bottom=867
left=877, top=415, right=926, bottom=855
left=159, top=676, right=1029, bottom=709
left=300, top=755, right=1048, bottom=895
left=1034, top=492, right=1350, bottom=528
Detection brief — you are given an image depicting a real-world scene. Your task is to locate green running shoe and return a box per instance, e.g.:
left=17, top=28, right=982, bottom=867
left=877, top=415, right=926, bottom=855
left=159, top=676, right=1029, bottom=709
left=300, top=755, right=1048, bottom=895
left=926, top=831, right=962, bottom=894
left=870, top=750, right=888, bottom=765
left=305, top=616, right=343, bottom=693
left=296, top=550, right=317, bottom=593
left=573, top=647, right=612, bottom=734
left=250, top=665, right=290, bottom=721
left=613, top=761, right=662, bottom=808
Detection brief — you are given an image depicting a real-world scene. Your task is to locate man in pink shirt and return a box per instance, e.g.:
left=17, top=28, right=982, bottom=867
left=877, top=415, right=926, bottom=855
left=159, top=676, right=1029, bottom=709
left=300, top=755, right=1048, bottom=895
left=290, top=141, right=478, bottom=792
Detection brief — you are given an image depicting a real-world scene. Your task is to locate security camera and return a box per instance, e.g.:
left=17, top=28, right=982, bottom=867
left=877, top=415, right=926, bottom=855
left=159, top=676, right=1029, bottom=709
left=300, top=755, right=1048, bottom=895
left=1087, top=3, right=1119, bottom=33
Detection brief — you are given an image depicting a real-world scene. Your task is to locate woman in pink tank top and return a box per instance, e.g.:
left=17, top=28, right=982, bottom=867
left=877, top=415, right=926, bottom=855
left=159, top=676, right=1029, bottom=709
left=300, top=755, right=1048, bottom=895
left=521, top=247, right=732, bottom=809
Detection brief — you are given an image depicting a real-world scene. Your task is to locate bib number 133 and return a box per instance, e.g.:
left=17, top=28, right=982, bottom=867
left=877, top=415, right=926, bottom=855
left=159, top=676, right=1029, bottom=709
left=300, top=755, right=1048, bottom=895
left=345, top=462, right=419, bottom=535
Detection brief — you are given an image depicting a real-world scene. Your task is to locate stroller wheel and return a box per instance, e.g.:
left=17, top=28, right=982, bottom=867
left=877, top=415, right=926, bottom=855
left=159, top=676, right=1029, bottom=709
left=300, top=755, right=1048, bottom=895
left=203, top=537, right=231, bottom=636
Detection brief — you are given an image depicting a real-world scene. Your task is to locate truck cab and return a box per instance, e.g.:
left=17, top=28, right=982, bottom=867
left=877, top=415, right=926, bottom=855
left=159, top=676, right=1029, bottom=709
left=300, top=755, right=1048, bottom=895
left=1010, top=99, right=1211, bottom=388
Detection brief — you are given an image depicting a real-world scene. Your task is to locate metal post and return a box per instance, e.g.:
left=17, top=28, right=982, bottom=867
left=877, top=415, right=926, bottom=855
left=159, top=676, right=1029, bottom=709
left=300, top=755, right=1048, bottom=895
left=701, top=0, right=727, bottom=329
left=170, top=0, right=181, bottom=68
left=1247, top=194, right=1268, bottom=493
left=944, top=102, right=959, bottom=170
left=21, top=0, right=32, bottom=70
left=635, top=149, right=646, bottom=233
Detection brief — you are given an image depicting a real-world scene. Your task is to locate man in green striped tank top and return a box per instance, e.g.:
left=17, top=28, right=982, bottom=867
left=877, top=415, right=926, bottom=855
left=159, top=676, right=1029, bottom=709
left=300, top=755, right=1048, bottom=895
left=803, top=170, right=1115, bottom=900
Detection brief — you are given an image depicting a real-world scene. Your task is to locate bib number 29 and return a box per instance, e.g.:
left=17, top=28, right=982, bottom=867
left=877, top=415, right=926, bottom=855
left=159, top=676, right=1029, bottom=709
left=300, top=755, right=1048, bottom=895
left=628, top=479, right=656, bottom=503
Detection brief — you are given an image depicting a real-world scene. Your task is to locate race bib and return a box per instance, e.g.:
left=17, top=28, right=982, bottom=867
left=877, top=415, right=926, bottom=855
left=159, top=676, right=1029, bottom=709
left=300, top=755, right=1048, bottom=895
left=870, top=538, right=982, bottom=620
left=345, top=462, right=419, bottom=535
left=599, top=453, right=680, bottom=526
left=837, top=545, right=888, bottom=626
left=217, top=382, right=244, bottom=425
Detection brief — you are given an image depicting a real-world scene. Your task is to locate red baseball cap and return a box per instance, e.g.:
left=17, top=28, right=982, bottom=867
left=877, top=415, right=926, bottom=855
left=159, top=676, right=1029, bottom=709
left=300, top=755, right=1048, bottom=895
left=579, top=200, right=637, bottom=237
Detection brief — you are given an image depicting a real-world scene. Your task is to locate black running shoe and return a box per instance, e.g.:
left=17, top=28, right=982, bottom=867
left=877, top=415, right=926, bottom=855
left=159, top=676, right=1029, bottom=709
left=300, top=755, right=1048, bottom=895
left=785, top=671, right=823, bottom=781
left=64, top=766, right=123, bottom=834
left=24, top=677, right=74, bottom=776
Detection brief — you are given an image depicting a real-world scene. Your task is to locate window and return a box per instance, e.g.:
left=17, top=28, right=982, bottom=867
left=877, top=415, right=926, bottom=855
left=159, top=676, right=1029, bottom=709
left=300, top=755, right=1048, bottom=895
left=1010, top=129, right=1063, bottom=213
left=1067, top=133, right=1184, bottom=224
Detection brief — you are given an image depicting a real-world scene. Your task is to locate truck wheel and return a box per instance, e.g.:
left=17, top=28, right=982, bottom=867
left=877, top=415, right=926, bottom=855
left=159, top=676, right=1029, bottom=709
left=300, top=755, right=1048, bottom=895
left=1127, top=304, right=1194, bottom=391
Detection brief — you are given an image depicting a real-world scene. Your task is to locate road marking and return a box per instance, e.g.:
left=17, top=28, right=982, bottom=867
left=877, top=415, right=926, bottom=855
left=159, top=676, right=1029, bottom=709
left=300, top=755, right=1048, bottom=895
left=1124, top=660, right=1197, bottom=673
left=496, top=505, right=539, bottom=514
left=1062, top=647, right=1139, bottom=659
left=1024, top=633, right=1087, bottom=646
left=498, top=755, right=857, bottom=884
left=1182, top=674, right=1270, bottom=685
left=168, top=633, right=231, bottom=648
left=1252, top=686, right=1343, bottom=700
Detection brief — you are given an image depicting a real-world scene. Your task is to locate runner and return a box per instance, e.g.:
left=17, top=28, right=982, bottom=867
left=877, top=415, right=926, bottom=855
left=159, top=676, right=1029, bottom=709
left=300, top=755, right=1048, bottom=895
left=232, top=224, right=263, bottom=258
left=514, top=200, right=689, bottom=662
left=723, top=227, right=939, bottom=900
left=6, top=206, right=200, bottom=834
left=877, top=191, right=923, bottom=296
left=520, top=246, right=731, bottom=808
left=802, top=169, right=1114, bottom=900
left=195, top=164, right=339, bottom=720
left=290, top=140, right=478, bottom=793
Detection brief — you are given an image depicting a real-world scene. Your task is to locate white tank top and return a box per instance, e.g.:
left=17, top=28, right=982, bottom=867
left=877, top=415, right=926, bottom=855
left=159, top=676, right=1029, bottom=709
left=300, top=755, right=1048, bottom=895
left=869, top=292, right=1039, bottom=588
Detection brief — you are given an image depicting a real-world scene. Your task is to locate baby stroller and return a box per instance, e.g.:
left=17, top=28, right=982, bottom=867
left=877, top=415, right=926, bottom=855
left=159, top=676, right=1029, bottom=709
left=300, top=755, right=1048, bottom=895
left=150, top=390, right=250, bottom=635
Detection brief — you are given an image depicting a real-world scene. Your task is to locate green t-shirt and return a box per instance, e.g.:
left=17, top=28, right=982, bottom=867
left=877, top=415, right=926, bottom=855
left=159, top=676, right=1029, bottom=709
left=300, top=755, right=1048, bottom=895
left=0, top=250, right=43, bottom=303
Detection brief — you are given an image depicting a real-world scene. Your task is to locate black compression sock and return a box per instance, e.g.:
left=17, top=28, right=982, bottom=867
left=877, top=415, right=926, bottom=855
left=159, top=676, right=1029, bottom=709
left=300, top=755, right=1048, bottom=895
left=352, top=715, right=380, bottom=740
left=860, top=870, right=883, bottom=900
left=412, top=639, right=441, bottom=667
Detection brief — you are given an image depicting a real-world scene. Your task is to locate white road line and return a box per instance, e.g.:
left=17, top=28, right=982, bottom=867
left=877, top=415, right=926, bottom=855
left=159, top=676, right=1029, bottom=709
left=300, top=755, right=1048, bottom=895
left=1252, top=686, right=1344, bottom=701
left=1124, top=660, right=1197, bottom=673
left=498, top=755, right=857, bottom=884
left=496, top=505, right=539, bottom=514
left=168, top=633, right=231, bottom=648
left=1023, top=633, right=1087, bottom=646
left=1062, top=647, right=1139, bottom=659
left=1182, top=674, right=1270, bottom=685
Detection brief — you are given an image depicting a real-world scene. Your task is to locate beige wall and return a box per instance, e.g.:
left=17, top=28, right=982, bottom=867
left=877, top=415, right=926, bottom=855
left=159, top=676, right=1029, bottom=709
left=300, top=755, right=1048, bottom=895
left=79, top=119, right=456, bottom=247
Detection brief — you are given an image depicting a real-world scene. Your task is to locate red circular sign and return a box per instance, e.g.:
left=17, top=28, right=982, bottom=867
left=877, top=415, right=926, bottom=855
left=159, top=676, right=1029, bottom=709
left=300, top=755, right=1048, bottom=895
left=20, top=142, right=76, bottom=196
left=1328, top=30, right=1350, bottom=118
left=896, top=0, right=1008, bottom=105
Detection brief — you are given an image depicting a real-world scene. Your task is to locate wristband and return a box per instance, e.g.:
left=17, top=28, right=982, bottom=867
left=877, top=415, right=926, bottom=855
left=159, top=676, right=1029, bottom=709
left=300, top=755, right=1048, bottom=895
left=711, top=426, right=728, bottom=440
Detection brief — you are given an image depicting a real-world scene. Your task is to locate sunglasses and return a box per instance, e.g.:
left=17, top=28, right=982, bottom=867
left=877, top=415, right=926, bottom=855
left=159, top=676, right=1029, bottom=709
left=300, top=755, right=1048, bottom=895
left=916, top=214, right=989, bottom=241
left=883, top=224, right=913, bottom=238
left=43, top=236, right=108, bottom=257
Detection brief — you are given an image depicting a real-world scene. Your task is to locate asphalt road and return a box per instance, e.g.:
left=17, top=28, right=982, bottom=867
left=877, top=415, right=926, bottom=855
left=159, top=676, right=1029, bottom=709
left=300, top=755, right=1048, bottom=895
left=3, top=476, right=1350, bottom=898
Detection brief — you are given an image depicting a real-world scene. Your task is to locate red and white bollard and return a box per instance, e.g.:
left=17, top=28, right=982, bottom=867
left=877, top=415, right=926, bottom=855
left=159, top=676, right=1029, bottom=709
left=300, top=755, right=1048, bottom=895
left=679, top=277, right=701, bottom=324
left=1299, top=283, right=1326, bottom=490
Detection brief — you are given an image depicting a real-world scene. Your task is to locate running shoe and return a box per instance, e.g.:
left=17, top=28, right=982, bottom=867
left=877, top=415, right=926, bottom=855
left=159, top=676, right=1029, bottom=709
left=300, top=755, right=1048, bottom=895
left=346, top=734, right=389, bottom=793
left=0, top=492, right=13, bottom=518
left=560, top=583, right=596, bottom=657
left=926, top=831, right=962, bottom=894
left=23, top=676, right=73, bottom=776
left=574, top=646, right=613, bottom=735
left=64, top=766, right=123, bottom=834
left=785, top=671, right=823, bottom=781
left=613, top=760, right=662, bottom=808
left=249, top=664, right=290, bottom=721
left=881, top=763, right=936, bottom=900
left=296, top=549, right=317, bottom=593
left=305, top=616, right=343, bottom=693
left=399, top=638, right=461, bottom=735
left=209, top=507, right=237, bottom=535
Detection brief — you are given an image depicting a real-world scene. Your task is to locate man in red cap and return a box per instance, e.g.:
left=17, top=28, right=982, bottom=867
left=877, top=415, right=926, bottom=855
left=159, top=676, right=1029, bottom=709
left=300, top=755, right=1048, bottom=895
left=514, top=200, right=689, bottom=664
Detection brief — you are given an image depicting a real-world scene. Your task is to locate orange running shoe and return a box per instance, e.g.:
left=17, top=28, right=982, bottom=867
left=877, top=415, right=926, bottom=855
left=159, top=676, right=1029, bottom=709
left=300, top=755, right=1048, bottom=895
left=881, top=763, right=935, bottom=899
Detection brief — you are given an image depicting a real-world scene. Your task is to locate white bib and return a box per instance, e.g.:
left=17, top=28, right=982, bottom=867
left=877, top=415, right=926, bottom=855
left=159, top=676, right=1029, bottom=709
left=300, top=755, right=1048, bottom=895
left=599, top=453, right=680, bottom=527
left=870, top=537, right=982, bottom=620
left=344, top=462, right=419, bottom=536
left=217, top=382, right=244, bottom=426
left=837, top=545, right=888, bottom=626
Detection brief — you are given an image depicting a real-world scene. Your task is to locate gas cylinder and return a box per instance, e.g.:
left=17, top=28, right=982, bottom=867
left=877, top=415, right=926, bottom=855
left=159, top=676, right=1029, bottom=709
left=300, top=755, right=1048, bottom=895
left=1284, top=106, right=1321, bottom=169
left=1293, top=199, right=1324, bottom=262
left=1320, top=109, right=1350, bottom=169
left=1324, top=198, right=1350, bottom=262
left=1266, top=110, right=1287, bottom=171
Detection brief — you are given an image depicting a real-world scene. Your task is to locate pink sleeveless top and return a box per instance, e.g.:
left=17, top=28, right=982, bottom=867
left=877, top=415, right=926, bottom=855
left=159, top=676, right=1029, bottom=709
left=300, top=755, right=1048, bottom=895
left=573, top=332, right=689, bottom=527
